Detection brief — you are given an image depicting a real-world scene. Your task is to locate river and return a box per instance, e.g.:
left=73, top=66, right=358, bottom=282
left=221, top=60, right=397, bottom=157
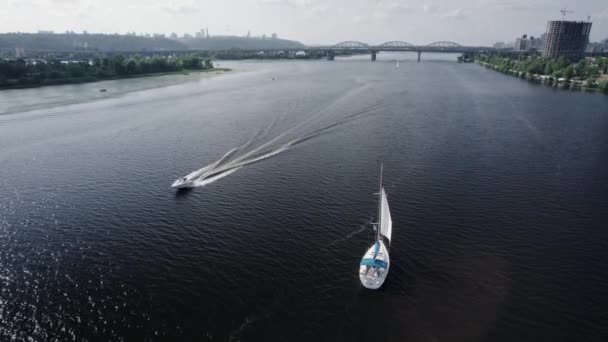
left=1, top=54, right=608, bottom=341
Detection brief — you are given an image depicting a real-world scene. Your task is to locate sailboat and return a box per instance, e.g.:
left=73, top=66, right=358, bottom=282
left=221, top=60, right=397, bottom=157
left=359, top=164, right=393, bottom=290
left=395, top=60, right=400, bottom=69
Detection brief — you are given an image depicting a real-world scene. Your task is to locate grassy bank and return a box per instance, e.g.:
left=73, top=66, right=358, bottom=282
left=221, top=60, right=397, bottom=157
left=474, top=53, right=608, bottom=94
left=477, top=60, right=608, bottom=94
left=0, top=55, right=227, bottom=91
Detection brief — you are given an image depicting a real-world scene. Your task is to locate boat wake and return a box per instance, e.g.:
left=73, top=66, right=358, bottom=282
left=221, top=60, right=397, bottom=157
left=328, top=223, right=369, bottom=247
left=172, top=100, right=385, bottom=189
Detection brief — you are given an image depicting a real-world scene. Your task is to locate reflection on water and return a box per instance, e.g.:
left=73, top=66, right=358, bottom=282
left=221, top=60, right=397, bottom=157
left=0, top=70, right=229, bottom=116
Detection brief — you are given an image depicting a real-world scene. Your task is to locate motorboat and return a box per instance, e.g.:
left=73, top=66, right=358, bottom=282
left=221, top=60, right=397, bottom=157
left=171, top=176, right=196, bottom=189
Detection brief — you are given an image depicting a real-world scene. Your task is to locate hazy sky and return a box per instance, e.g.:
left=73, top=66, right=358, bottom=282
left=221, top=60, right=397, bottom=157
left=2, top=0, right=607, bottom=45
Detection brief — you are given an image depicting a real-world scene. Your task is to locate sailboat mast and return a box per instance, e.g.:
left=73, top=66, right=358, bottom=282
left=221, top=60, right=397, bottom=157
left=376, top=163, right=383, bottom=241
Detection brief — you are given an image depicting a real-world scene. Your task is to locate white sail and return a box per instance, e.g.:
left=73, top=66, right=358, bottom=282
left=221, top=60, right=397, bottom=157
left=360, top=166, right=392, bottom=290
left=380, top=187, right=392, bottom=243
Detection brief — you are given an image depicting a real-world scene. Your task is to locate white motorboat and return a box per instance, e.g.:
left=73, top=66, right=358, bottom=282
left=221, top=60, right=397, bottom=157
left=171, top=176, right=196, bottom=189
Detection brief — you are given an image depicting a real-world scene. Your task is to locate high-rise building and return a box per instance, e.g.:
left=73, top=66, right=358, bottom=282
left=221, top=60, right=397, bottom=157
left=493, top=42, right=506, bottom=49
left=543, top=20, right=592, bottom=60
left=514, top=34, right=531, bottom=51
left=529, top=36, right=544, bottom=50
left=15, top=47, right=25, bottom=58
left=587, top=38, right=608, bottom=53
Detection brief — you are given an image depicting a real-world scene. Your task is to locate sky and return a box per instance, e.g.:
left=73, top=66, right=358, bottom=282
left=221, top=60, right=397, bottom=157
left=2, top=0, right=608, bottom=45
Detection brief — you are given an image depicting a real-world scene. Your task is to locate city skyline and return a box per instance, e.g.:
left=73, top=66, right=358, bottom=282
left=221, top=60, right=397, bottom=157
left=2, top=0, right=608, bottom=46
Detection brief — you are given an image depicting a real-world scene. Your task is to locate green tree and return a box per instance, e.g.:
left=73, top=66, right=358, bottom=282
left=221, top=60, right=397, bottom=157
left=69, top=64, right=85, bottom=78
left=180, top=56, right=202, bottom=69
left=563, top=65, right=574, bottom=80
left=574, top=59, right=587, bottom=78
left=586, top=65, right=600, bottom=79
left=527, top=60, right=544, bottom=75
left=555, top=56, right=569, bottom=70
left=48, top=70, right=66, bottom=79
left=126, top=59, right=138, bottom=74
left=3, top=59, right=29, bottom=79
left=113, top=56, right=127, bottom=75
left=544, top=61, right=554, bottom=75
left=597, top=57, right=608, bottom=74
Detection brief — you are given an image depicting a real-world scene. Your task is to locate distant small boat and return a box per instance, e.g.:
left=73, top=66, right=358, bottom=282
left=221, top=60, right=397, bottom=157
left=99, top=89, right=107, bottom=92
left=359, top=164, right=392, bottom=290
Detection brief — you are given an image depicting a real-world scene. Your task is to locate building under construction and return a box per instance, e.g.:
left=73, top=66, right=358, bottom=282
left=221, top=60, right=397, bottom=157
left=543, top=20, right=592, bottom=60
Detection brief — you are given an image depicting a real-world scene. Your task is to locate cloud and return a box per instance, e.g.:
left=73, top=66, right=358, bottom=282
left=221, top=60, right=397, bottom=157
left=423, top=3, right=440, bottom=13
left=310, top=3, right=329, bottom=14
left=441, top=8, right=465, bottom=20
left=372, top=0, right=416, bottom=21
left=484, top=0, right=551, bottom=12
left=136, top=0, right=200, bottom=14
left=375, top=0, right=415, bottom=12
left=258, top=0, right=329, bottom=18
left=163, top=4, right=200, bottom=14
left=597, top=8, right=608, bottom=20
left=8, top=0, right=43, bottom=7
left=258, top=0, right=312, bottom=7
left=48, top=0, right=81, bottom=3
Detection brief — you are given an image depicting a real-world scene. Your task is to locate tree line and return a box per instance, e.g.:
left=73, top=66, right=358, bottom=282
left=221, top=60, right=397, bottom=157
left=0, top=33, right=187, bottom=52
left=0, top=32, right=307, bottom=53
left=0, top=55, right=214, bottom=89
left=475, top=52, right=608, bottom=90
left=179, top=36, right=305, bottom=50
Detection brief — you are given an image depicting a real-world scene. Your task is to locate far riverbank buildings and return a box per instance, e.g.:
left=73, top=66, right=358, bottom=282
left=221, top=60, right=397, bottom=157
left=543, top=20, right=592, bottom=60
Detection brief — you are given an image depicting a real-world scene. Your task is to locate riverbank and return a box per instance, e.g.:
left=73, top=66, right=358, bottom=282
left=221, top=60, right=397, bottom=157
left=0, top=67, right=231, bottom=91
left=474, top=54, right=608, bottom=94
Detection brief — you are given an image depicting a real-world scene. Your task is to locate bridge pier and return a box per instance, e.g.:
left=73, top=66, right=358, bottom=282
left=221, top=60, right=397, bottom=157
left=417, top=51, right=421, bottom=62
left=327, top=50, right=335, bottom=61
left=371, top=50, right=377, bottom=61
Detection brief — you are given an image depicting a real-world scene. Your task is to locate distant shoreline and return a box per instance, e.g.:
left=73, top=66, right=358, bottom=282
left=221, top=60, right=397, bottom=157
left=0, top=68, right=231, bottom=91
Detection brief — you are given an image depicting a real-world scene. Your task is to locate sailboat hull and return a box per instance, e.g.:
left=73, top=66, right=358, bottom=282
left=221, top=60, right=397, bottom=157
left=359, top=240, right=390, bottom=290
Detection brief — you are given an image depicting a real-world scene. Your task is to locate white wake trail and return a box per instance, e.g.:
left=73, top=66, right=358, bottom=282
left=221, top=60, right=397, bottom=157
left=182, top=145, right=241, bottom=181
left=173, top=97, right=386, bottom=189
left=193, top=167, right=242, bottom=187
left=223, top=94, right=359, bottom=167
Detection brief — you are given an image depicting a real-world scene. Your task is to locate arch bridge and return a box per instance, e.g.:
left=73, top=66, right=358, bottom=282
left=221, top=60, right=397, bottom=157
left=322, top=40, right=492, bottom=61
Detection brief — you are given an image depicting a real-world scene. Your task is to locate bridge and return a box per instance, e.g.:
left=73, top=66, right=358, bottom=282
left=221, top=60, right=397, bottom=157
left=314, top=41, right=493, bottom=61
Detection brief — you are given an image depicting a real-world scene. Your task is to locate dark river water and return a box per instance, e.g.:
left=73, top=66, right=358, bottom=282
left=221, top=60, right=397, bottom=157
left=1, top=55, right=608, bottom=341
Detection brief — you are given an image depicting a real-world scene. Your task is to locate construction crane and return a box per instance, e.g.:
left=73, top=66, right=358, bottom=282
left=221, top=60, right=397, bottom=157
left=554, top=8, right=574, bottom=58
